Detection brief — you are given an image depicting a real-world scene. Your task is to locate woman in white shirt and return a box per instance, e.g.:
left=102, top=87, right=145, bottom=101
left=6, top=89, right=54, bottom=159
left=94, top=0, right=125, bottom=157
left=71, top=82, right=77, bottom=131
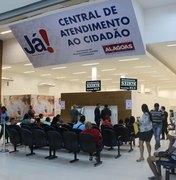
left=137, top=104, right=153, bottom=162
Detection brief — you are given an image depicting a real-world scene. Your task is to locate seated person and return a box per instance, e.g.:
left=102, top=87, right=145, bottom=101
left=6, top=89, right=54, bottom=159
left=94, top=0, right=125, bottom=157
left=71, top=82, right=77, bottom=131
left=36, top=118, right=42, bottom=126
left=39, top=113, right=45, bottom=123
left=147, top=134, right=176, bottom=180
left=20, top=113, right=31, bottom=125
left=56, top=114, right=65, bottom=124
left=81, top=121, right=103, bottom=151
left=43, top=117, right=51, bottom=126
left=116, top=119, right=125, bottom=128
left=101, top=115, right=113, bottom=127
left=73, top=115, right=86, bottom=131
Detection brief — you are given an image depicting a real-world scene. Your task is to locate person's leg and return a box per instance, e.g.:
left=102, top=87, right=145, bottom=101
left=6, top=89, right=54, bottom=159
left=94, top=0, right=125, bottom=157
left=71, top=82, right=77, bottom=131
left=161, top=124, right=165, bottom=139
left=155, top=124, right=162, bottom=150
left=137, top=140, right=144, bottom=161
left=147, top=156, right=160, bottom=179
left=152, top=124, right=157, bottom=147
left=146, top=141, right=152, bottom=157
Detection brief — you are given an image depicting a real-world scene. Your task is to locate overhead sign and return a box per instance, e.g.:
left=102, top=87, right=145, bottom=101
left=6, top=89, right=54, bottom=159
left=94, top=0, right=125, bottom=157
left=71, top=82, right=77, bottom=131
left=86, top=80, right=101, bottom=92
left=120, top=78, right=137, bottom=90
left=10, top=0, right=145, bottom=68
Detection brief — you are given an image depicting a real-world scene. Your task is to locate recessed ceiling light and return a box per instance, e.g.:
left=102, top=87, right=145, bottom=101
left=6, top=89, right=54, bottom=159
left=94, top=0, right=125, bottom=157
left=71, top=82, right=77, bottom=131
left=158, top=78, right=170, bottom=81
left=52, top=66, right=67, bottom=70
left=133, top=66, right=151, bottom=69
left=24, top=63, right=32, bottom=66
left=101, top=68, right=116, bottom=72
left=167, top=44, right=176, bottom=47
left=82, top=63, right=100, bottom=66
left=41, top=74, right=51, bottom=77
left=118, top=58, right=140, bottom=62
left=56, top=77, right=66, bottom=79
left=72, top=72, right=86, bottom=75
left=0, top=30, right=12, bottom=34
left=24, top=71, right=35, bottom=74
left=2, top=66, right=12, bottom=70
left=143, top=71, right=157, bottom=74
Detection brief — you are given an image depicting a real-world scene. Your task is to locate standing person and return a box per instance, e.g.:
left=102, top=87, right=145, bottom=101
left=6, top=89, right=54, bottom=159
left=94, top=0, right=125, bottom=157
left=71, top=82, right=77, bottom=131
left=161, top=106, right=168, bottom=140
left=94, top=103, right=101, bottom=128
left=70, top=104, right=79, bottom=124
left=150, top=103, right=163, bottom=150
left=0, top=106, right=9, bottom=139
left=28, top=105, right=36, bottom=118
left=137, top=104, right=153, bottom=162
left=101, top=104, right=111, bottom=120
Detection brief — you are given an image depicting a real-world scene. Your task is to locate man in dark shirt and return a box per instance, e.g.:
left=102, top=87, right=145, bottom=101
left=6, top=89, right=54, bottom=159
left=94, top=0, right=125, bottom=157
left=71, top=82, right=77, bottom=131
left=161, top=106, right=168, bottom=140
left=101, top=104, right=111, bottom=120
left=94, top=103, right=101, bottom=128
left=150, top=103, right=162, bottom=150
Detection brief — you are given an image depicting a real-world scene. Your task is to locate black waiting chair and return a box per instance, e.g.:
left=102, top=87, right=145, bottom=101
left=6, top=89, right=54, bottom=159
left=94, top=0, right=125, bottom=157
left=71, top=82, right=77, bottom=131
left=33, top=129, right=47, bottom=148
left=79, top=133, right=102, bottom=166
left=156, top=152, right=176, bottom=180
left=63, top=131, right=79, bottom=163
left=21, top=128, right=35, bottom=156
left=46, top=130, right=63, bottom=160
left=113, top=125, right=133, bottom=152
left=7, top=127, right=21, bottom=153
left=101, top=129, right=122, bottom=158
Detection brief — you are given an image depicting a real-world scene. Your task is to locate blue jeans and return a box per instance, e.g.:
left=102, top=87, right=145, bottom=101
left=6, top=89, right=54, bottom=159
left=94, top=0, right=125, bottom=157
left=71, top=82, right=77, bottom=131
left=153, top=123, right=162, bottom=147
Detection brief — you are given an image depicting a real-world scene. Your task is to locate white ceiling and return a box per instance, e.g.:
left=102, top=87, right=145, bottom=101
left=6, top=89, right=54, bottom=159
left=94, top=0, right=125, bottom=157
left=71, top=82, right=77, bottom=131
left=1, top=0, right=176, bottom=91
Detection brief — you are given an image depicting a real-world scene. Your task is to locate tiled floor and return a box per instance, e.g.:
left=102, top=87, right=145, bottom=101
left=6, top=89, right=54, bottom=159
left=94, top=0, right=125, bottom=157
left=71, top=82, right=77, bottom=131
left=0, top=138, right=175, bottom=180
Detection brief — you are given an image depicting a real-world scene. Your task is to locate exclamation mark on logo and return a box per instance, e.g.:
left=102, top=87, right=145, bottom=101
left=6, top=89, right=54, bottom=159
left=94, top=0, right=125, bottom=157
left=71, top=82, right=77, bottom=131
left=39, top=29, right=54, bottom=53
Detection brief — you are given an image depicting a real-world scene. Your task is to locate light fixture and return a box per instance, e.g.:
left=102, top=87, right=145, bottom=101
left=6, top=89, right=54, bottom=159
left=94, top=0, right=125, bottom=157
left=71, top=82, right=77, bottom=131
left=114, top=73, right=128, bottom=76
left=23, top=71, right=35, bottom=74
left=0, top=30, right=12, bottom=34
left=2, top=66, right=12, bottom=70
left=24, top=63, right=32, bottom=66
left=56, top=77, right=66, bottom=79
left=51, top=66, right=67, bottom=70
left=101, top=68, right=116, bottom=72
left=72, top=72, right=86, bottom=75
left=2, top=77, right=14, bottom=81
left=167, top=44, right=176, bottom=47
left=41, top=74, right=51, bottom=77
left=38, top=83, right=55, bottom=87
left=82, top=63, right=100, bottom=66
left=118, top=58, right=140, bottom=62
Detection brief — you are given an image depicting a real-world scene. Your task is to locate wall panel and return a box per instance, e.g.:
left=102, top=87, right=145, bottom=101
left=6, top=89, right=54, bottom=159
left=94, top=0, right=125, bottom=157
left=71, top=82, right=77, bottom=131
left=61, top=91, right=131, bottom=123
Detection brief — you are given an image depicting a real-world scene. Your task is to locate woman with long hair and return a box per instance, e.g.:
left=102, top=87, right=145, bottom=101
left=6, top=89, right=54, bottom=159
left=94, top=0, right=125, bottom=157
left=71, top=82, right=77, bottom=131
left=137, top=104, right=153, bottom=162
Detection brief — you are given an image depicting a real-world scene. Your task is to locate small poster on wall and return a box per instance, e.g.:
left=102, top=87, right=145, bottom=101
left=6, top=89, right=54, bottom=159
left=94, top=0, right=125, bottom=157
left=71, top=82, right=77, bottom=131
left=60, top=101, right=65, bottom=110
left=126, top=99, right=132, bottom=110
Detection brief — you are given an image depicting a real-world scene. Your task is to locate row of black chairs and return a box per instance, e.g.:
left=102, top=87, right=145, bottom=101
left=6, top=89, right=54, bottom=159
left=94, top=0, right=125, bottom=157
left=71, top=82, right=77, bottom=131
left=7, top=125, right=102, bottom=166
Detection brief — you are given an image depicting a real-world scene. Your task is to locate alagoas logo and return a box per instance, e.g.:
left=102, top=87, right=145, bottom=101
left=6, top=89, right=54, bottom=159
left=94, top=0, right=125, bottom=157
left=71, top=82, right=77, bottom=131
left=24, top=29, right=54, bottom=54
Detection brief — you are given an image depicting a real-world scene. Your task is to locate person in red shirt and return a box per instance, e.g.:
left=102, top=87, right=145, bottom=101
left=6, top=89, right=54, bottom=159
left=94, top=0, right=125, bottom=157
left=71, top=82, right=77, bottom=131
left=81, top=121, right=103, bottom=149
left=101, top=115, right=113, bottom=127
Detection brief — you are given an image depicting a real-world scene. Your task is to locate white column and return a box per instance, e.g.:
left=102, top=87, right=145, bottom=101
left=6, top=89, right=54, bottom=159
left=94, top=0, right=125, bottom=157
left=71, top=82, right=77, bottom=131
left=92, top=66, right=97, bottom=80
left=140, top=84, right=145, bottom=94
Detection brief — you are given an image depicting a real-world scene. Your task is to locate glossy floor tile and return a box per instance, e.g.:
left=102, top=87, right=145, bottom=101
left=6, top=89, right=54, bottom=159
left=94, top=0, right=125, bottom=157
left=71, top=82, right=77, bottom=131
left=0, top=138, right=175, bottom=180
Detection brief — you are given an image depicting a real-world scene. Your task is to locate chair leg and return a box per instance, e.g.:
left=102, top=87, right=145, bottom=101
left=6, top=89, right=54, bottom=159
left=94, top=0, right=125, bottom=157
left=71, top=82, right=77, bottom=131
left=48, top=150, right=57, bottom=160
left=26, top=146, right=35, bottom=156
left=94, top=151, right=102, bottom=167
left=70, top=152, right=79, bottom=163
left=9, top=145, right=19, bottom=153
left=115, top=145, right=121, bottom=159
left=45, top=148, right=53, bottom=159
left=165, top=169, right=170, bottom=180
